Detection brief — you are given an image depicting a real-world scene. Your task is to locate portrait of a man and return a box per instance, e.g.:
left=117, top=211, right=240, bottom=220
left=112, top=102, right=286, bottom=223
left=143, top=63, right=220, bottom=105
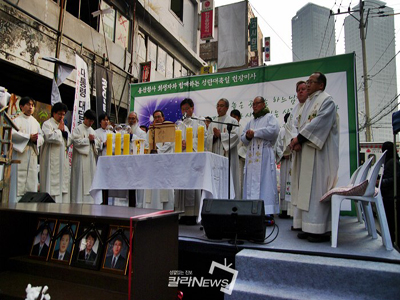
left=104, top=236, right=127, bottom=271
left=51, top=222, right=78, bottom=263
left=30, top=219, right=56, bottom=259
left=77, top=231, right=98, bottom=265
left=53, top=232, right=72, bottom=261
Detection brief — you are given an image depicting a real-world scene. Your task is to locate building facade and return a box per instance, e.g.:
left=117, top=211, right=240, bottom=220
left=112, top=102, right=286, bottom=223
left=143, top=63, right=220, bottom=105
left=0, top=0, right=205, bottom=122
left=291, top=3, right=336, bottom=62
left=345, top=0, right=397, bottom=142
left=199, top=1, right=264, bottom=73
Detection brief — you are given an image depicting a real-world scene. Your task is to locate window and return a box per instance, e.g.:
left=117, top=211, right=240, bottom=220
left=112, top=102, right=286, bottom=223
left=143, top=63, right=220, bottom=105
left=174, top=60, right=182, bottom=78
left=99, top=2, right=115, bottom=42
left=181, top=67, right=187, bottom=77
left=148, top=40, right=157, bottom=69
left=157, top=47, right=167, bottom=75
left=115, top=11, right=130, bottom=49
left=61, top=0, right=131, bottom=51
left=166, top=54, right=174, bottom=79
left=136, top=31, right=147, bottom=62
left=66, top=0, right=100, bottom=30
left=171, top=0, right=184, bottom=21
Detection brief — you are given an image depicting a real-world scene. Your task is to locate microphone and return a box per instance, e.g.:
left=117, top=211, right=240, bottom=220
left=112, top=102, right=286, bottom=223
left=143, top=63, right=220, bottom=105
left=182, top=112, right=187, bottom=120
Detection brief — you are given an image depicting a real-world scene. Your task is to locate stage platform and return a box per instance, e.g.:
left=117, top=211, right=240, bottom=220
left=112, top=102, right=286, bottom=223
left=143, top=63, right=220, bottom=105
left=179, top=216, right=400, bottom=263
left=178, top=216, right=400, bottom=300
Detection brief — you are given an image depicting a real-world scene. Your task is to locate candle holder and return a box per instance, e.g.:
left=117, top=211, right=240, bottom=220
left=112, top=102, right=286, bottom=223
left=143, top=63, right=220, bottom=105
left=115, top=124, right=123, bottom=133
left=106, top=124, right=114, bottom=133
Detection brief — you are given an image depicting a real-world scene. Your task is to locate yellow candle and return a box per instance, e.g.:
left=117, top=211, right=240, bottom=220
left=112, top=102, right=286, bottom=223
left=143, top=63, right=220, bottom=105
left=106, top=133, right=113, bottom=156
left=123, top=134, right=130, bottom=155
left=186, top=126, right=193, bottom=153
left=197, top=125, right=204, bottom=152
left=115, top=133, right=121, bottom=155
left=175, top=129, right=182, bottom=153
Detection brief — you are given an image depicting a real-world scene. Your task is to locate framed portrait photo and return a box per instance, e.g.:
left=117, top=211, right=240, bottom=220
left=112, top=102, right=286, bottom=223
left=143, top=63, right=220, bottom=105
left=71, top=223, right=108, bottom=270
left=50, top=220, right=79, bottom=265
left=101, top=225, right=131, bottom=275
left=30, top=218, right=57, bottom=260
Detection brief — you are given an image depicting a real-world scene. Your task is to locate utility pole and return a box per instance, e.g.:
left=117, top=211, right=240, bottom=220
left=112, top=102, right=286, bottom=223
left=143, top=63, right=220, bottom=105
left=359, top=0, right=372, bottom=142
left=331, top=0, right=372, bottom=141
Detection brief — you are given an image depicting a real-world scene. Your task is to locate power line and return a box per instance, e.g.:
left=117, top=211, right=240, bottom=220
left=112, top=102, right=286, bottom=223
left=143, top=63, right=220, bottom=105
left=318, top=15, right=333, bottom=58
left=360, top=93, right=400, bottom=130
left=368, top=89, right=398, bottom=124
left=369, top=50, right=400, bottom=79
left=324, top=17, right=337, bottom=57
left=368, top=69, right=397, bottom=118
left=319, top=1, right=340, bottom=58
left=248, top=1, right=301, bottom=60
left=367, top=31, right=397, bottom=73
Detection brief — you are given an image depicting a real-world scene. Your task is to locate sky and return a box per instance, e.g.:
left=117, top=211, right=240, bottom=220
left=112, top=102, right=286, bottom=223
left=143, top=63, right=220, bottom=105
left=214, top=0, right=400, bottom=66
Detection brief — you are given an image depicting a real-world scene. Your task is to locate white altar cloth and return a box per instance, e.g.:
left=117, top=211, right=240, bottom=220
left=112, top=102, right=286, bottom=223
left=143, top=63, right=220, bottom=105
left=90, top=152, right=234, bottom=220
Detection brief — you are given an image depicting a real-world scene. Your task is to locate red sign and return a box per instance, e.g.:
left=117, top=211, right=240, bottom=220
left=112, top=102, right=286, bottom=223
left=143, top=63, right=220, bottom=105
left=249, top=56, right=259, bottom=67
left=141, top=62, right=151, bottom=82
left=201, top=10, right=214, bottom=40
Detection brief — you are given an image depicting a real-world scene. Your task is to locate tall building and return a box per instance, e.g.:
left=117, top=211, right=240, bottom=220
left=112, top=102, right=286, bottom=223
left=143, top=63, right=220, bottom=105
left=292, top=3, right=336, bottom=62
left=345, top=0, right=397, bottom=142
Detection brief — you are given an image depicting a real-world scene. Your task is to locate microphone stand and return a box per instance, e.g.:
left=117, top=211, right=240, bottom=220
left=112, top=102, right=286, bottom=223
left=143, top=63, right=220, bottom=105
left=190, top=116, right=238, bottom=199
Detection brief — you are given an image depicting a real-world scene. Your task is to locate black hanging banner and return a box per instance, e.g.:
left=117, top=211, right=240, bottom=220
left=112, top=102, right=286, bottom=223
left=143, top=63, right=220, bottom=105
left=95, top=64, right=113, bottom=126
left=393, top=111, right=400, bottom=135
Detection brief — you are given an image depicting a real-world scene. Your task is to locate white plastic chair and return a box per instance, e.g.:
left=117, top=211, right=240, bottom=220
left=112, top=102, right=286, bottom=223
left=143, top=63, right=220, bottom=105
left=352, top=157, right=373, bottom=225
left=322, top=152, right=393, bottom=250
left=350, top=151, right=392, bottom=250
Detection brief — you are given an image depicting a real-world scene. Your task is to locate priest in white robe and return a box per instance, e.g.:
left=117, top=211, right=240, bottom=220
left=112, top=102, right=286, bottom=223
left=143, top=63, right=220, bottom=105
left=70, top=110, right=101, bottom=203
left=274, top=112, right=291, bottom=218
left=241, top=96, right=280, bottom=215
left=95, top=113, right=113, bottom=157
left=10, top=97, right=44, bottom=202
left=128, top=111, right=147, bottom=142
left=290, top=72, right=339, bottom=243
left=144, top=110, right=174, bottom=210
left=230, top=109, right=247, bottom=197
left=126, top=111, right=147, bottom=207
left=206, top=98, right=240, bottom=199
left=40, top=102, right=71, bottom=203
left=175, top=98, right=205, bottom=223
left=95, top=113, right=127, bottom=206
left=285, top=81, right=308, bottom=226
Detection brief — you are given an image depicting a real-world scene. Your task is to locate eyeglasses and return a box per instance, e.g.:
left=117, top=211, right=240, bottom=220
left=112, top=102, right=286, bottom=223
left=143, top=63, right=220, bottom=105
left=216, top=104, right=227, bottom=108
left=252, top=101, right=264, bottom=106
left=306, top=80, right=319, bottom=85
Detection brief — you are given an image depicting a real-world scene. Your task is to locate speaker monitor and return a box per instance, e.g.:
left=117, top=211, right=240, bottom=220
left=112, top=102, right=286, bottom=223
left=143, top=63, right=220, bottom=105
left=19, top=192, right=55, bottom=203
left=201, top=199, right=266, bottom=242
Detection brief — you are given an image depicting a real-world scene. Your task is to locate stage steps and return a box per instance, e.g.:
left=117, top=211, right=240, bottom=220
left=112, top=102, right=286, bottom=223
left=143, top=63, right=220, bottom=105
left=225, top=249, right=400, bottom=300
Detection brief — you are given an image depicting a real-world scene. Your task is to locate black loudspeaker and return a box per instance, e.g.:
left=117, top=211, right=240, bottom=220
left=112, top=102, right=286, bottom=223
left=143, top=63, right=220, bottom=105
left=201, top=199, right=266, bottom=242
left=19, top=192, right=55, bottom=203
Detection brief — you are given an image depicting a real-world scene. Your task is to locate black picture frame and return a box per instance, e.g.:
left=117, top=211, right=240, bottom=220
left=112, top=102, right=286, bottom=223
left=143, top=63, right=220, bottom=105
left=71, top=222, right=108, bottom=270
left=30, top=218, right=57, bottom=260
left=50, top=220, right=79, bottom=265
left=101, top=225, right=131, bottom=275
